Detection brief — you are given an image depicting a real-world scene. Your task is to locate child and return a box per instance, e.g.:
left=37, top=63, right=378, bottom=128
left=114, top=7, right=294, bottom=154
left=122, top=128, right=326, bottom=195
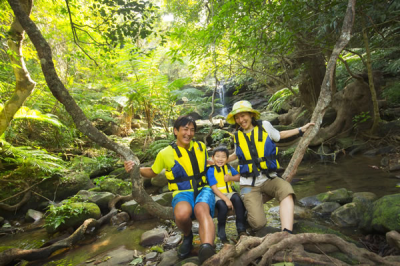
left=207, top=146, right=247, bottom=243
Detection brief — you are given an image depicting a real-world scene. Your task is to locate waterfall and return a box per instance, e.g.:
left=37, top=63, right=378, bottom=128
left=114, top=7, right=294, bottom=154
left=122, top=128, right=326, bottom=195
left=217, top=83, right=228, bottom=116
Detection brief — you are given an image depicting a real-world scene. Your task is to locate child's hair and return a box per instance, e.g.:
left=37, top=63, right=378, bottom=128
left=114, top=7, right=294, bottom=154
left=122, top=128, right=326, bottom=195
left=212, top=146, right=229, bottom=158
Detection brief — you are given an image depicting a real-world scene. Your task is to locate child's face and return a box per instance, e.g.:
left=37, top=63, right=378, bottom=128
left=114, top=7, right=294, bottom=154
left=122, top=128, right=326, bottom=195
left=212, top=151, right=228, bottom=167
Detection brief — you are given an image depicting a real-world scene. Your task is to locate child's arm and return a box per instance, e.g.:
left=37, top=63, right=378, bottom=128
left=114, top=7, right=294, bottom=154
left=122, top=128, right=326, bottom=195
left=211, top=185, right=233, bottom=209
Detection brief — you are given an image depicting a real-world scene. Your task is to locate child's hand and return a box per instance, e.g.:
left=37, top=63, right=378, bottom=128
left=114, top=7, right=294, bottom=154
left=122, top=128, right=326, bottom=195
left=225, top=199, right=233, bottom=209
left=224, top=174, right=231, bottom=182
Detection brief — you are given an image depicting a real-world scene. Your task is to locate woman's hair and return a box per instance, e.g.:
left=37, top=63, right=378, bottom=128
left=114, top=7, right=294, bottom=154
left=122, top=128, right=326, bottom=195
left=212, top=146, right=229, bottom=157
left=173, top=116, right=197, bottom=138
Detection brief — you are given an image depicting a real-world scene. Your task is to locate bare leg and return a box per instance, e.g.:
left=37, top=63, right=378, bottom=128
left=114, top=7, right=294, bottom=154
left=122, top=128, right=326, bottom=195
left=174, top=201, right=193, bottom=236
left=194, top=202, right=215, bottom=244
left=279, top=194, right=294, bottom=231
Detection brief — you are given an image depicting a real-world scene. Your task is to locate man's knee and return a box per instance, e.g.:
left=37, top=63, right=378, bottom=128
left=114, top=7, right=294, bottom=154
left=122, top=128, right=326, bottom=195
left=194, top=202, right=210, bottom=217
left=174, top=205, right=192, bottom=221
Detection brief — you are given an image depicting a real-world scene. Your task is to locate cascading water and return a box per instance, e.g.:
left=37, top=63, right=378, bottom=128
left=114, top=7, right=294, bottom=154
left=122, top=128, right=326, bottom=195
left=217, top=83, right=228, bottom=116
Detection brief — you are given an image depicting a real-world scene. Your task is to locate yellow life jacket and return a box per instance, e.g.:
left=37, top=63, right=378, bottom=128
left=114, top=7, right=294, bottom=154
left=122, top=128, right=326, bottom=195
left=234, top=121, right=280, bottom=186
left=210, top=165, right=233, bottom=194
left=165, top=141, right=208, bottom=198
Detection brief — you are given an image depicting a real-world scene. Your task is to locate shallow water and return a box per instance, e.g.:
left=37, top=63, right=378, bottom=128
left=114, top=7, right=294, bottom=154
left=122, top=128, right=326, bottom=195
left=293, top=154, right=399, bottom=199
left=1, top=154, right=399, bottom=265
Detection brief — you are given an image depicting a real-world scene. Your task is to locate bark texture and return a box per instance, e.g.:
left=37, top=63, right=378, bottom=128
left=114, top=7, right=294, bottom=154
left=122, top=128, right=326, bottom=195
left=283, top=0, right=356, bottom=182
left=0, top=0, right=36, bottom=136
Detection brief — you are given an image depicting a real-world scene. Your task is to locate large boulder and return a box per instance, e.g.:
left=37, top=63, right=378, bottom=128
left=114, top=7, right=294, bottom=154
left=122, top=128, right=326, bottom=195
left=38, top=173, right=93, bottom=201
left=361, top=193, right=400, bottom=233
left=331, top=202, right=364, bottom=227
left=99, top=178, right=131, bottom=196
left=121, top=192, right=173, bottom=221
left=151, top=170, right=168, bottom=187
left=76, top=190, right=115, bottom=211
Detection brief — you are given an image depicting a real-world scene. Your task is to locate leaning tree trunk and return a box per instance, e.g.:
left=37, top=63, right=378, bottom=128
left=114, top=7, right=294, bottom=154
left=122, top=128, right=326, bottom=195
left=283, top=0, right=356, bottom=182
left=6, top=0, right=173, bottom=219
left=0, top=0, right=35, bottom=136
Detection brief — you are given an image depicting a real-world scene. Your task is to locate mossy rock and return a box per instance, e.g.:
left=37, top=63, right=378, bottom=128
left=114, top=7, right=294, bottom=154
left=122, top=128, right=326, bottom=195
left=5, top=116, right=73, bottom=148
left=38, top=173, right=93, bottom=201
left=315, top=188, right=353, bottom=204
left=99, top=178, right=131, bottom=196
left=46, top=202, right=101, bottom=234
left=108, top=167, right=130, bottom=180
left=76, top=190, right=115, bottom=210
left=370, top=193, right=400, bottom=233
left=331, top=202, right=363, bottom=227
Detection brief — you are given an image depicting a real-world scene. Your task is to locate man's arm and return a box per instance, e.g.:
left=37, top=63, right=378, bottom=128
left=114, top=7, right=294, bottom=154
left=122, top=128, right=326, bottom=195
left=124, top=161, right=157, bottom=178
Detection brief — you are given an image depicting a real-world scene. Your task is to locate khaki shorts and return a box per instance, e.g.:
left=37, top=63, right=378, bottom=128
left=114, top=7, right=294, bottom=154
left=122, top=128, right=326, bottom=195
left=215, top=192, right=237, bottom=203
left=240, top=177, right=295, bottom=230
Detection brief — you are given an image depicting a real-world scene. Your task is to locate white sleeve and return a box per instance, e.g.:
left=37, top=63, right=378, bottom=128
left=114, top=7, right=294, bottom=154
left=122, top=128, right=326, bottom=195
left=262, top=121, right=280, bottom=142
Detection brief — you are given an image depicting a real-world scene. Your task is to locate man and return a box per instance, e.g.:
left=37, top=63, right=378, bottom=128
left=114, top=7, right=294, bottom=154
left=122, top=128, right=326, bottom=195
left=224, top=100, right=314, bottom=234
left=124, top=116, right=215, bottom=264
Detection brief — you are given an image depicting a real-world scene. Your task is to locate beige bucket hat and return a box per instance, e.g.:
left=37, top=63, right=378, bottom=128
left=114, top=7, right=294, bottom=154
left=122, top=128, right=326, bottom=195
left=226, top=100, right=260, bottom=124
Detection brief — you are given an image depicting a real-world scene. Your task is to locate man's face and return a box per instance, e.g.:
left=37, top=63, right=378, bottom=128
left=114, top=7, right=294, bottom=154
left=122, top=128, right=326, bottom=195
left=212, top=151, right=228, bottom=167
left=174, top=122, right=195, bottom=148
left=234, top=112, right=254, bottom=131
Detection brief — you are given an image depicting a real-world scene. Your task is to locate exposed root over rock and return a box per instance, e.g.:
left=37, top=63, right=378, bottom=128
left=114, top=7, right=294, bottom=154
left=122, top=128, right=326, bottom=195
left=206, top=232, right=400, bottom=266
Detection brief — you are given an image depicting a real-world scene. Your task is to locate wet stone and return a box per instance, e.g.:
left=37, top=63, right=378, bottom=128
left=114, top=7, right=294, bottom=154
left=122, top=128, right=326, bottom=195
left=192, top=221, right=199, bottom=234
left=145, top=251, right=158, bottom=261
left=164, top=234, right=182, bottom=249
left=25, top=209, right=44, bottom=223
left=312, top=202, right=341, bottom=215
left=158, top=249, right=179, bottom=266
left=111, top=212, right=130, bottom=226
left=140, top=228, right=168, bottom=247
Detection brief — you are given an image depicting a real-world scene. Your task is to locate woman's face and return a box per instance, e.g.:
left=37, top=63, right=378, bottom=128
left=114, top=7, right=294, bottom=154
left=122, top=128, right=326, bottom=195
left=234, top=112, right=254, bottom=131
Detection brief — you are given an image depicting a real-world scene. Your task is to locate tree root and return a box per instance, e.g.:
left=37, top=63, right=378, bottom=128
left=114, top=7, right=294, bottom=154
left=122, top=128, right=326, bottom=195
left=207, top=232, right=400, bottom=266
left=0, top=180, right=32, bottom=212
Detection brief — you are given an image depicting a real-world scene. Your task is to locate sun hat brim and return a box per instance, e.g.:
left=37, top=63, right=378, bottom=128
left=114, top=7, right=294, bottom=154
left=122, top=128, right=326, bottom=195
left=226, top=107, right=261, bottom=124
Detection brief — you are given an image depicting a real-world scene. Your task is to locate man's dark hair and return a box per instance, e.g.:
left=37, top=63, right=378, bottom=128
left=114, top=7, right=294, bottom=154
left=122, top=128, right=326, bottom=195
left=212, top=146, right=229, bottom=158
left=173, top=116, right=197, bottom=138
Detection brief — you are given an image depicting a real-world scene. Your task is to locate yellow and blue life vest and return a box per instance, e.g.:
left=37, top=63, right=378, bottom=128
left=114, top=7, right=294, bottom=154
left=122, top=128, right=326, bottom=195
left=165, top=141, right=209, bottom=198
left=234, top=121, right=280, bottom=186
left=209, top=164, right=233, bottom=194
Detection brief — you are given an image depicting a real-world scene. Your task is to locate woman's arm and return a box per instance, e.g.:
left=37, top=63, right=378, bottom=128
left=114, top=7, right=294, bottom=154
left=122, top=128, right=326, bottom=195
left=279, top=122, right=315, bottom=140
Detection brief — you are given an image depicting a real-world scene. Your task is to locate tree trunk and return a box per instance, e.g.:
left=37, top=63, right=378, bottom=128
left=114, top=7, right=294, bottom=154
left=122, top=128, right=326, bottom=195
left=283, top=0, right=356, bottom=183
left=6, top=0, right=173, bottom=220
left=0, top=0, right=35, bottom=136
left=362, top=17, right=380, bottom=134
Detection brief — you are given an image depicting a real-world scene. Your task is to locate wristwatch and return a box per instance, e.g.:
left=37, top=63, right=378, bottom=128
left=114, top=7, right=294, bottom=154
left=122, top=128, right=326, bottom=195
left=298, top=127, right=303, bottom=137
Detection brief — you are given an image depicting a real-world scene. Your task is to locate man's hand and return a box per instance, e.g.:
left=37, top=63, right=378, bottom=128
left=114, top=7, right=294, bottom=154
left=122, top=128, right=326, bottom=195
left=124, top=160, right=135, bottom=172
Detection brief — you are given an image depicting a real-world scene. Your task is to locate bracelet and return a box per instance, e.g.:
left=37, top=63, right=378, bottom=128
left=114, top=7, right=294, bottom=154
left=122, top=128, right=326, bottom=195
left=298, top=127, right=303, bottom=137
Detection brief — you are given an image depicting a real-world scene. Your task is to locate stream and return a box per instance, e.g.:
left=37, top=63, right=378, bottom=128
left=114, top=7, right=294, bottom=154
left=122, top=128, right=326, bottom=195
left=1, top=154, right=399, bottom=265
